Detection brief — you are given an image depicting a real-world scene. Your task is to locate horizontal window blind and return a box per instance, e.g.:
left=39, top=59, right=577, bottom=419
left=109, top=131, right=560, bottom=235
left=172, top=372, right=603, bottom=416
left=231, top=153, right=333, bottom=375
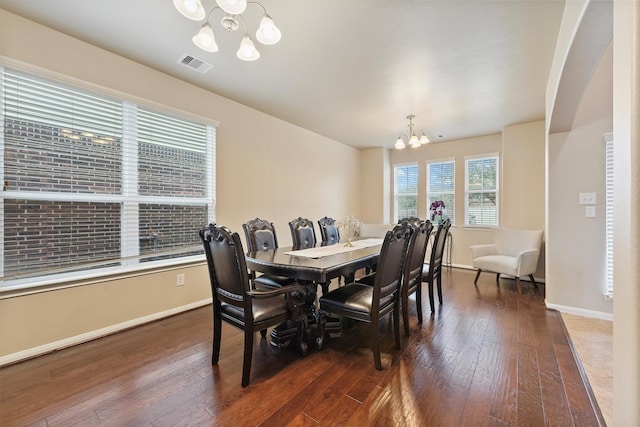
left=1, top=68, right=216, bottom=286
left=605, top=133, right=614, bottom=298
left=465, top=155, right=499, bottom=226
left=394, top=164, right=418, bottom=222
left=427, top=160, right=455, bottom=224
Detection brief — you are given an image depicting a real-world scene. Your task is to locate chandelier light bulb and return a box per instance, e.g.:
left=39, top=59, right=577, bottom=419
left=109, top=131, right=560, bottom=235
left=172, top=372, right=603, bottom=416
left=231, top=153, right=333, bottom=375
left=173, top=0, right=205, bottom=20
left=256, top=14, right=281, bottom=45
left=394, top=136, right=406, bottom=150
left=419, top=132, right=430, bottom=144
left=410, top=133, right=420, bottom=148
left=193, top=24, right=219, bottom=52
left=237, top=35, right=260, bottom=61
left=216, top=0, right=247, bottom=15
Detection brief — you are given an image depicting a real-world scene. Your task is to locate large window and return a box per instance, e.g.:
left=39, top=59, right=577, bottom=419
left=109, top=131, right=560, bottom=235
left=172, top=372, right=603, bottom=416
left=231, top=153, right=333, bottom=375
left=465, top=155, right=499, bottom=226
left=394, top=163, right=418, bottom=222
left=1, top=68, right=216, bottom=289
left=427, top=160, right=455, bottom=224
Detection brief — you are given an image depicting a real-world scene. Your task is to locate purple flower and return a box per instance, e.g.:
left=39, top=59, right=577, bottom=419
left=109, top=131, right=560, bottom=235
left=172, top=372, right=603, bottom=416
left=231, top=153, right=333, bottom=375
left=429, top=200, right=446, bottom=221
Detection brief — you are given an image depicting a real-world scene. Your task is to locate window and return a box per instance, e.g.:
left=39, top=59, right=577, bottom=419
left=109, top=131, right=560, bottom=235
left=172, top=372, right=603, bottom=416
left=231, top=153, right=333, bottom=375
left=394, top=163, right=418, bottom=222
left=605, top=133, right=613, bottom=298
left=427, top=160, right=455, bottom=224
left=465, top=155, right=499, bottom=226
left=1, top=68, right=216, bottom=289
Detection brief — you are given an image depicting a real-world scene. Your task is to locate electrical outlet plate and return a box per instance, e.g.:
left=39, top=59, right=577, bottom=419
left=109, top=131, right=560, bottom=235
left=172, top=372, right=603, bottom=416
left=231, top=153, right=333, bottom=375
left=585, top=206, right=596, bottom=218
left=579, top=192, right=596, bottom=205
left=176, top=274, right=185, bottom=286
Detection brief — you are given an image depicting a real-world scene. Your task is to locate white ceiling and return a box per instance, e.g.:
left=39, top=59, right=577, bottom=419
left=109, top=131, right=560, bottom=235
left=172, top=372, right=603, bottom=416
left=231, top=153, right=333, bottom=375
left=0, top=0, right=566, bottom=149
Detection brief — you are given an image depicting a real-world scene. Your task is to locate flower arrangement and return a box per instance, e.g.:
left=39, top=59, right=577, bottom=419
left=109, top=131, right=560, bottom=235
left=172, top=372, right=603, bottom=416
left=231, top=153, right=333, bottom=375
left=429, top=200, right=446, bottom=223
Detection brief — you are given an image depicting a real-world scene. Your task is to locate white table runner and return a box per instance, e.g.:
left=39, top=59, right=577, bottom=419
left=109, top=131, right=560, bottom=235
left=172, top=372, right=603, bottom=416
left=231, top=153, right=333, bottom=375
left=284, top=238, right=384, bottom=259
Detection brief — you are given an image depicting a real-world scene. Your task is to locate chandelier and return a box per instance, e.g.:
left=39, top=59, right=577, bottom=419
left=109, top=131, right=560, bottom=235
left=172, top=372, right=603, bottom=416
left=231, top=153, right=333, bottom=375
left=394, top=115, right=430, bottom=149
left=173, top=0, right=282, bottom=61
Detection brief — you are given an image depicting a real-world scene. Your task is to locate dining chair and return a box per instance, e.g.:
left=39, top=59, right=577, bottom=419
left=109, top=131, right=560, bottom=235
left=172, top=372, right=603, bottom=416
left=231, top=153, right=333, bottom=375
left=199, top=223, right=308, bottom=387
left=318, top=216, right=340, bottom=245
left=289, top=217, right=317, bottom=249
left=242, top=218, right=297, bottom=290
left=318, top=222, right=413, bottom=370
left=422, top=219, right=452, bottom=312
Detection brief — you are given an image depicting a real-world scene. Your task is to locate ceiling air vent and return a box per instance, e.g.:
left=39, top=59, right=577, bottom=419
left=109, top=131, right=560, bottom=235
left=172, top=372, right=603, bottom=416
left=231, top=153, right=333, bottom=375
left=177, top=54, right=213, bottom=73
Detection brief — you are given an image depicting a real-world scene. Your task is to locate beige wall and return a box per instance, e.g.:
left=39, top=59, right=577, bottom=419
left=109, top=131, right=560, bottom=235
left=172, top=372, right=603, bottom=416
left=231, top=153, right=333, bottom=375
left=546, top=42, right=613, bottom=315
left=358, top=147, right=390, bottom=224
left=0, top=10, right=360, bottom=363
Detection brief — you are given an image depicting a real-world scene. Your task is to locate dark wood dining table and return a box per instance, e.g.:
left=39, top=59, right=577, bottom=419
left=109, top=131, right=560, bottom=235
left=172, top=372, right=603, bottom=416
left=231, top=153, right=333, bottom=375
left=245, top=241, right=381, bottom=295
left=245, top=240, right=383, bottom=349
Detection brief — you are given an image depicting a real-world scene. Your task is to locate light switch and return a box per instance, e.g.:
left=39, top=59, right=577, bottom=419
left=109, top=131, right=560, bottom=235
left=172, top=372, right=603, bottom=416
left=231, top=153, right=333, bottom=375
left=585, top=206, right=596, bottom=218
left=579, top=192, right=596, bottom=205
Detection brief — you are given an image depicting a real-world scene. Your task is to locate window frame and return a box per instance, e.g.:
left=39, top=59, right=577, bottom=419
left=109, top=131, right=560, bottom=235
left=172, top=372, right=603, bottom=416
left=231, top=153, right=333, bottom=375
left=393, top=162, right=419, bottom=223
left=1, top=65, right=218, bottom=292
left=426, top=158, right=455, bottom=225
left=464, top=153, right=499, bottom=227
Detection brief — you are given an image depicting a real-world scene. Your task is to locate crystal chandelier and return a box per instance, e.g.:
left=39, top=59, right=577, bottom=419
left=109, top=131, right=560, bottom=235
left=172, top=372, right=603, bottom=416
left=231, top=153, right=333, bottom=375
left=394, top=115, right=430, bottom=149
left=173, top=0, right=282, bottom=61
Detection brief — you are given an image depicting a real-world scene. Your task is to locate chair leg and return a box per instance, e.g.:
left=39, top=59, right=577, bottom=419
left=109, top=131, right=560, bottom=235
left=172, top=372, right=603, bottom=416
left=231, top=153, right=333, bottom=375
left=428, top=278, right=435, bottom=313
left=241, top=329, right=254, bottom=387
left=416, top=285, right=423, bottom=324
left=212, top=314, right=222, bottom=365
left=402, top=295, right=410, bottom=336
left=394, top=300, right=401, bottom=347
left=474, top=269, right=482, bottom=284
left=529, top=274, right=539, bottom=289
left=437, top=274, right=443, bottom=304
left=372, top=317, right=382, bottom=370
left=515, top=277, right=522, bottom=294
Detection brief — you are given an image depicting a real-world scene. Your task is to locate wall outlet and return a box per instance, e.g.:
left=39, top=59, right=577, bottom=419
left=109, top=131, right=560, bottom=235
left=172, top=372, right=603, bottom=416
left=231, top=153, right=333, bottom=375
left=176, top=273, right=185, bottom=286
left=585, top=206, right=596, bottom=218
left=579, top=192, right=596, bottom=205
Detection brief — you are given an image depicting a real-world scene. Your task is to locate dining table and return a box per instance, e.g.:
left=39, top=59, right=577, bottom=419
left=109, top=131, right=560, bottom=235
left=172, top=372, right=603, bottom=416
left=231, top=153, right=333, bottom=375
left=245, top=238, right=384, bottom=349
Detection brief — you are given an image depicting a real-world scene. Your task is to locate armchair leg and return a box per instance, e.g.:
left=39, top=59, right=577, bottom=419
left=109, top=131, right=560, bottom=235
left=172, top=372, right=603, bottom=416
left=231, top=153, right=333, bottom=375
left=515, top=277, right=522, bottom=294
left=496, top=273, right=500, bottom=285
left=529, top=274, right=539, bottom=289
left=474, top=269, right=482, bottom=284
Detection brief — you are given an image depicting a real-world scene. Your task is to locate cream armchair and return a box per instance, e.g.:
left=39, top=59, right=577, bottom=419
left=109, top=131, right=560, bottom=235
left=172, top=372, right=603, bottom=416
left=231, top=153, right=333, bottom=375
left=470, top=228, right=543, bottom=293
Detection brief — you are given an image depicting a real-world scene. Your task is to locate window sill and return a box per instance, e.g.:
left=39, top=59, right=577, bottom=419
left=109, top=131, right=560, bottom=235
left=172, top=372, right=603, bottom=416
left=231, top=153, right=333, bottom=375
left=0, top=255, right=206, bottom=299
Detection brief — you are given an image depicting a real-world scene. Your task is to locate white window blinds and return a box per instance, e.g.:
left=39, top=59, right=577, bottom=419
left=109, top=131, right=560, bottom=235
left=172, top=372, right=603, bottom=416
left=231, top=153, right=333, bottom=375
left=465, top=155, right=499, bottom=226
left=427, top=160, right=455, bottom=224
left=605, top=133, right=614, bottom=298
left=394, top=164, right=418, bottom=222
left=1, top=68, right=216, bottom=287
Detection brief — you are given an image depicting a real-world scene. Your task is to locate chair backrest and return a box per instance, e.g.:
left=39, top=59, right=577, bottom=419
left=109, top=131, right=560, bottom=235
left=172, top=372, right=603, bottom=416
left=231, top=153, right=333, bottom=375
left=318, top=216, right=340, bottom=245
left=242, top=218, right=279, bottom=252
left=401, top=219, right=434, bottom=288
left=371, top=223, right=414, bottom=311
left=200, top=223, right=251, bottom=311
left=289, top=217, right=317, bottom=249
left=398, top=217, right=422, bottom=227
left=428, top=219, right=452, bottom=278
left=493, top=228, right=543, bottom=256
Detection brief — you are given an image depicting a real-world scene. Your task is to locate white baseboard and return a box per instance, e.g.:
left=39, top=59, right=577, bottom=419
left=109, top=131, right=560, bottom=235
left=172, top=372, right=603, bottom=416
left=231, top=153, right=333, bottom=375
left=0, top=298, right=213, bottom=367
left=545, top=302, right=613, bottom=321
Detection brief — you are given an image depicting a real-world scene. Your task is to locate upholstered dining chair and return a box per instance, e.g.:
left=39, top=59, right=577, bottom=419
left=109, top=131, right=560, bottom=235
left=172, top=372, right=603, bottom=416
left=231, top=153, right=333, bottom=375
left=289, top=217, right=317, bottom=249
left=199, top=223, right=308, bottom=387
left=357, top=219, right=433, bottom=335
left=318, top=216, right=340, bottom=245
left=318, top=222, right=413, bottom=370
left=242, top=218, right=297, bottom=290
left=421, top=219, right=452, bottom=312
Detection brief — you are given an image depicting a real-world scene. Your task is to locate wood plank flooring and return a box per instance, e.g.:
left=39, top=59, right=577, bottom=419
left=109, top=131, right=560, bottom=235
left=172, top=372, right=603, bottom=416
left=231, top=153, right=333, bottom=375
left=0, top=268, right=603, bottom=426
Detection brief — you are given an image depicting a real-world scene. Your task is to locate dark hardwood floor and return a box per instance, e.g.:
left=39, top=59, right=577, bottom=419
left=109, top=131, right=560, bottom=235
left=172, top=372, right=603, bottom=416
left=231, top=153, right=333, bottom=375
left=0, top=268, right=603, bottom=426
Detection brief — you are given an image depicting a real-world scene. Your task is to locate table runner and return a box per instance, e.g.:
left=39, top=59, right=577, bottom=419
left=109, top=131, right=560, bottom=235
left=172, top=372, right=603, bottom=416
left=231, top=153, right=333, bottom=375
left=284, top=238, right=384, bottom=259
